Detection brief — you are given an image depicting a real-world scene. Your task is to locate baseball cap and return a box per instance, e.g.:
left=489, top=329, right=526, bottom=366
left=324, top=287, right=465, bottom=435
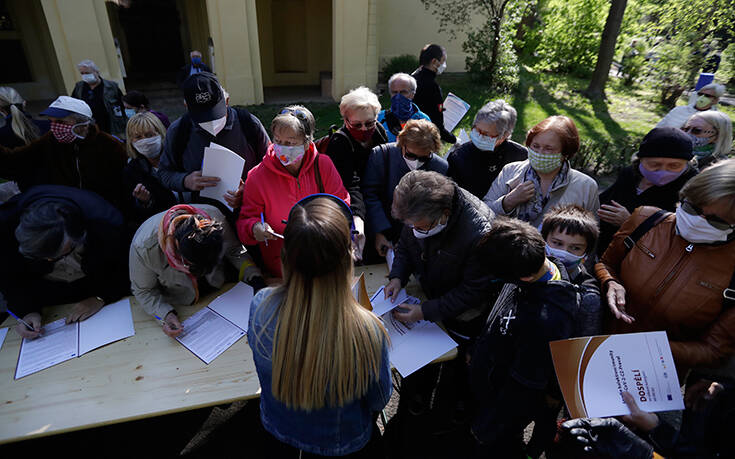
left=638, top=127, right=693, bottom=160
left=182, top=72, right=227, bottom=124
left=40, top=96, right=93, bottom=119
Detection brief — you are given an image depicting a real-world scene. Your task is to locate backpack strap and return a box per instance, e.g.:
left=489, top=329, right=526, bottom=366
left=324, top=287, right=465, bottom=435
left=234, top=107, right=266, bottom=162
left=313, top=153, right=324, bottom=193
left=172, top=112, right=193, bottom=171
left=622, top=209, right=671, bottom=254
left=724, top=268, right=735, bottom=307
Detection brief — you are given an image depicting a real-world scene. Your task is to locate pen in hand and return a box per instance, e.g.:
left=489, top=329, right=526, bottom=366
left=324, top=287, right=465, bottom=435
left=7, top=309, right=35, bottom=331
left=154, top=314, right=178, bottom=330
left=261, top=212, right=269, bottom=247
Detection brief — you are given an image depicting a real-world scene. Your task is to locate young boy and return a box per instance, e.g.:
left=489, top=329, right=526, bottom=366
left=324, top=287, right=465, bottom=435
left=471, top=216, right=580, bottom=458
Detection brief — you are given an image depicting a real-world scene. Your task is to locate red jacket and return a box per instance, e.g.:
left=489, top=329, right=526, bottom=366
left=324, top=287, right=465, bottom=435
left=237, top=142, right=350, bottom=277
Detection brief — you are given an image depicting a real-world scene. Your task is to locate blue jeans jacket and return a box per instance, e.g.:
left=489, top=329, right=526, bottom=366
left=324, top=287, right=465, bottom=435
left=247, top=287, right=392, bottom=456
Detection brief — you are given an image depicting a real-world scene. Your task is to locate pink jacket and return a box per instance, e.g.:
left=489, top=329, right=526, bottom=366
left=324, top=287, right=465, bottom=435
left=237, top=142, right=350, bottom=277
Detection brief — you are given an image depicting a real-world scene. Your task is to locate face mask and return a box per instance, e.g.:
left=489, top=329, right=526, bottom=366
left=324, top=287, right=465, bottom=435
left=274, top=143, right=305, bottom=166
left=347, top=125, right=375, bottom=143
left=695, top=95, right=713, bottom=109
left=125, top=108, right=136, bottom=118
left=545, top=244, right=584, bottom=269
left=437, top=61, right=447, bottom=75
left=133, top=135, right=162, bottom=159
left=675, top=205, right=733, bottom=244
left=470, top=128, right=498, bottom=152
left=638, top=162, right=687, bottom=187
left=528, top=148, right=563, bottom=174
left=413, top=218, right=447, bottom=239
left=391, top=93, right=415, bottom=120
left=81, top=73, right=97, bottom=85
left=191, top=56, right=202, bottom=66
left=403, top=155, right=421, bottom=171
left=50, top=121, right=83, bottom=143
left=686, top=132, right=712, bottom=148
left=199, top=115, right=227, bottom=136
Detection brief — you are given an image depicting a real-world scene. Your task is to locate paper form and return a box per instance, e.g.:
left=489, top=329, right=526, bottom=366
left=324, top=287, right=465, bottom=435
left=176, top=308, right=245, bottom=364
left=78, top=298, right=135, bottom=355
left=15, top=319, right=78, bottom=379
left=442, top=93, right=470, bottom=132
left=200, top=142, right=246, bottom=210
left=207, top=282, right=254, bottom=332
left=385, top=249, right=395, bottom=272
left=0, top=327, right=8, bottom=352
left=370, top=285, right=410, bottom=317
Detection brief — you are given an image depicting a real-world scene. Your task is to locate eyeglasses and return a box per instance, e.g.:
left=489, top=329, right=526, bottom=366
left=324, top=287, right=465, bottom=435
left=681, top=126, right=716, bottom=136
left=403, top=148, right=433, bottom=163
left=697, top=92, right=715, bottom=98
left=410, top=218, right=439, bottom=234
left=681, top=200, right=734, bottom=231
left=346, top=119, right=376, bottom=130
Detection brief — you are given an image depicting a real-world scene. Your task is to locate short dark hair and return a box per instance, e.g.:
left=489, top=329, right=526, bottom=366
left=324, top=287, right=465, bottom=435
left=478, top=216, right=545, bottom=279
left=419, top=44, right=445, bottom=66
left=540, top=204, right=599, bottom=253
left=174, top=216, right=224, bottom=277
left=122, top=90, right=149, bottom=109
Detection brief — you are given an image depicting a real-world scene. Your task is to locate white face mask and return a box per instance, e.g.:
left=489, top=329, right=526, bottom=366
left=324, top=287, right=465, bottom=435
left=274, top=143, right=306, bottom=166
left=404, top=156, right=421, bottom=171
left=81, top=73, right=97, bottom=84
left=675, top=205, right=733, bottom=244
left=133, top=135, right=162, bottom=159
left=545, top=244, right=584, bottom=269
left=412, top=218, right=447, bottom=239
left=437, top=61, right=447, bottom=75
left=199, top=115, right=227, bottom=136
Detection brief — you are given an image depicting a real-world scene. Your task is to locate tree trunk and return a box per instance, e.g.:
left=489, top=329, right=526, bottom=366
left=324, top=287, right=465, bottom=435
left=488, top=0, right=510, bottom=83
left=584, top=0, right=628, bottom=99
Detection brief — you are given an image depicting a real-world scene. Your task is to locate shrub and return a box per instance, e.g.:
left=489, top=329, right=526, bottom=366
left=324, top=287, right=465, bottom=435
left=380, top=55, right=420, bottom=83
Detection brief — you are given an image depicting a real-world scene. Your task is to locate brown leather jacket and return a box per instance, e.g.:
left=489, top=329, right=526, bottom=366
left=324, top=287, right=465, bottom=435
left=595, top=206, right=735, bottom=370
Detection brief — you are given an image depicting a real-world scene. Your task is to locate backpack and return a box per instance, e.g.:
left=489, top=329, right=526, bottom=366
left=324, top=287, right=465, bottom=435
left=314, top=124, right=348, bottom=155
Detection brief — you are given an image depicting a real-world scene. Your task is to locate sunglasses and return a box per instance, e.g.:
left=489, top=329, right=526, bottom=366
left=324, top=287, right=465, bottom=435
left=346, top=119, right=376, bottom=130
left=280, top=108, right=308, bottom=121
left=681, top=200, right=734, bottom=231
left=681, top=126, right=716, bottom=136
left=403, top=148, right=433, bottom=163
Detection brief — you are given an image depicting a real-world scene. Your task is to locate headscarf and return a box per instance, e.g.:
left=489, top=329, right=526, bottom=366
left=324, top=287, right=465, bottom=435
left=157, top=204, right=212, bottom=302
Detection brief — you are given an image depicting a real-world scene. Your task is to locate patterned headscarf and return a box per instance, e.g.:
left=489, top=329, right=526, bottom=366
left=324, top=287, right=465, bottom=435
left=157, top=204, right=212, bottom=302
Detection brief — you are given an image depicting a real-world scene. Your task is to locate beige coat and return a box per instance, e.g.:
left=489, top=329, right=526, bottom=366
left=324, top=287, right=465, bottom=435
left=482, top=160, right=599, bottom=228
left=129, top=204, right=261, bottom=320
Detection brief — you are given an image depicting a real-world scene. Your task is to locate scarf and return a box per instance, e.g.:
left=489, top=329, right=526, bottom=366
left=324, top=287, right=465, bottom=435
left=157, top=204, right=212, bottom=302
left=517, top=161, right=570, bottom=223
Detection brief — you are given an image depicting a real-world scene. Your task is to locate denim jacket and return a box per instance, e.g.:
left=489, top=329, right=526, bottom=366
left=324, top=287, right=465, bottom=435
left=247, top=287, right=392, bottom=456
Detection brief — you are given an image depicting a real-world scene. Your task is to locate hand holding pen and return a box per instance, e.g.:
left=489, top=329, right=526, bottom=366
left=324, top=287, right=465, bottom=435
left=8, top=310, right=42, bottom=340
left=254, top=212, right=281, bottom=245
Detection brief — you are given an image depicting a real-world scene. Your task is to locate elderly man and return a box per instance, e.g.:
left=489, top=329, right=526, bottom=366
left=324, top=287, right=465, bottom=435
left=657, top=82, right=727, bottom=129
left=177, top=50, right=212, bottom=88
left=0, top=96, right=127, bottom=210
left=377, top=73, right=431, bottom=142
left=71, top=59, right=126, bottom=137
left=447, top=99, right=527, bottom=199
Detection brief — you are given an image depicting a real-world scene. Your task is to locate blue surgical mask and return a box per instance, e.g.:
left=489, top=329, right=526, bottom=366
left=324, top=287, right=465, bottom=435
left=391, top=93, right=415, bottom=121
left=125, top=108, right=136, bottom=118
left=470, top=128, right=498, bottom=151
left=191, top=56, right=202, bottom=65
left=545, top=244, right=584, bottom=269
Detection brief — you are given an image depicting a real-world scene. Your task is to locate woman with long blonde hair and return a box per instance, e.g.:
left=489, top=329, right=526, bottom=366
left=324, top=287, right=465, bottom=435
left=0, top=86, right=46, bottom=147
left=248, top=194, right=391, bottom=458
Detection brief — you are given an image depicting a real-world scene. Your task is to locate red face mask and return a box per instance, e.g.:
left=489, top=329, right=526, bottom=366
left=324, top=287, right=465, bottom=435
left=50, top=121, right=77, bottom=143
left=345, top=118, right=376, bottom=143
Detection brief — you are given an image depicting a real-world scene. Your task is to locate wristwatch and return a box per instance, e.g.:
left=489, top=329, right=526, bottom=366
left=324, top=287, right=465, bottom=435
left=95, top=296, right=105, bottom=305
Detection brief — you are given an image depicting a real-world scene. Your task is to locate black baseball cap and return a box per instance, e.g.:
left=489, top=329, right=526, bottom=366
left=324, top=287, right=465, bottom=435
left=182, top=72, right=227, bottom=124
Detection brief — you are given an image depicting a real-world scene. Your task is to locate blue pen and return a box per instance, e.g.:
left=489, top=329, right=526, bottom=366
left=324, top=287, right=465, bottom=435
left=261, top=212, right=269, bottom=247
left=154, top=314, right=178, bottom=330
left=6, top=309, right=35, bottom=331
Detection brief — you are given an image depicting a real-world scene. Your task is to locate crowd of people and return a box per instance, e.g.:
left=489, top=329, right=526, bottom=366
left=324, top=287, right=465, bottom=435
left=1, top=42, right=734, bottom=458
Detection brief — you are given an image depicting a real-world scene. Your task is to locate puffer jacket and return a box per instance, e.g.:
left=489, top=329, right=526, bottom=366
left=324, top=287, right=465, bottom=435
left=389, top=185, right=495, bottom=335
left=595, top=206, right=735, bottom=369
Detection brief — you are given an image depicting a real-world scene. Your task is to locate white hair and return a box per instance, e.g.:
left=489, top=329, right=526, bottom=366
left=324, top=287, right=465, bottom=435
left=689, top=111, right=734, bottom=157
left=388, top=73, right=417, bottom=94
left=700, top=82, right=726, bottom=98
left=77, top=59, right=100, bottom=74
left=339, top=86, right=381, bottom=118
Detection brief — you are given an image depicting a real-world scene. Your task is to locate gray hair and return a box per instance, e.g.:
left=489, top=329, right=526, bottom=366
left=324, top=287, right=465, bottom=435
left=271, top=105, right=316, bottom=143
left=77, top=59, right=100, bottom=74
left=680, top=159, right=735, bottom=212
left=15, top=200, right=85, bottom=259
left=700, top=82, right=726, bottom=98
left=391, top=170, right=455, bottom=222
left=688, top=111, right=733, bottom=157
left=388, top=73, right=417, bottom=95
left=473, top=99, right=517, bottom=137
left=339, top=86, right=381, bottom=118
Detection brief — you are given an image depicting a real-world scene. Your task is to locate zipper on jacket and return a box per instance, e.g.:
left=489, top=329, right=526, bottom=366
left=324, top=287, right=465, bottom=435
left=75, top=147, right=83, bottom=188
left=653, top=244, right=694, bottom=297
left=296, top=177, right=301, bottom=190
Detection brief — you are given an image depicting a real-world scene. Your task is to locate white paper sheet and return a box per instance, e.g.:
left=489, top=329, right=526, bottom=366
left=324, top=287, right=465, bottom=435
left=385, top=249, right=395, bottom=272
left=15, top=319, right=78, bottom=379
left=457, top=128, right=470, bottom=144
left=381, top=312, right=457, bottom=377
left=200, top=142, right=246, bottom=210
left=207, top=282, right=254, bottom=332
left=0, top=327, right=7, bottom=352
left=176, top=308, right=245, bottom=364
left=370, top=285, right=410, bottom=317
left=442, top=92, right=471, bottom=132
left=78, top=298, right=135, bottom=355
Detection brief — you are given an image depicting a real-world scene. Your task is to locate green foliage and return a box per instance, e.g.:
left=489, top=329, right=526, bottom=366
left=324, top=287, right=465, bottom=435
left=463, top=13, right=520, bottom=92
left=534, top=0, right=608, bottom=77
left=719, top=44, right=735, bottom=88
left=379, top=55, right=420, bottom=83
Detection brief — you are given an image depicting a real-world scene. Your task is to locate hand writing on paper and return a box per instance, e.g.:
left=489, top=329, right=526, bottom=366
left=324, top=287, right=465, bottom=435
left=66, top=297, right=104, bottom=323
left=502, top=180, right=535, bottom=212
left=620, top=391, right=659, bottom=433
left=224, top=179, right=244, bottom=208
left=132, top=183, right=151, bottom=204
left=375, top=232, right=393, bottom=257
left=162, top=311, right=184, bottom=338
left=384, top=278, right=403, bottom=303
left=14, top=312, right=42, bottom=340
left=605, top=281, right=634, bottom=324
left=392, top=303, right=424, bottom=324
left=598, top=201, right=631, bottom=227
left=253, top=222, right=279, bottom=243
left=184, top=170, right=220, bottom=191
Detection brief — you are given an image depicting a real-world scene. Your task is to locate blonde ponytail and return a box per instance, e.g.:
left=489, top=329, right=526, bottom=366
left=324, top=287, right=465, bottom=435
left=0, top=87, right=39, bottom=145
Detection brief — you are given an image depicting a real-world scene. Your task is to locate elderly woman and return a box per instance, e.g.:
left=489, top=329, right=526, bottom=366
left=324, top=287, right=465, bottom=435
left=596, top=127, right=698, bottom=255
left=122, top=90, right=170, bottom=128
left=361, top=119, right=448, bottom=257
left=447, top=99, right=527, bottom=199
left=657, top=82, right=726, bottom=129
left=377, top=73, right=431, bottom=142
left=0, top=96, right=127, bottom=211
left=123, top=112, right=177, bottom=225
left=71, top=59, right=126, bottom=137
left=683, top=110, right=733, bottom=170
left=0, top=86, right=49, bottom=148
left=130, top=204, right=263, bottom=337
left=596, top=159, right=735, bottom=371
left=237, top=105, right=350, bottom=279
left=325, top=87, right=388, bottom=259
left=482, top=115, right=599, bottom=229
left=0, top=185, right=129, bottom=339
